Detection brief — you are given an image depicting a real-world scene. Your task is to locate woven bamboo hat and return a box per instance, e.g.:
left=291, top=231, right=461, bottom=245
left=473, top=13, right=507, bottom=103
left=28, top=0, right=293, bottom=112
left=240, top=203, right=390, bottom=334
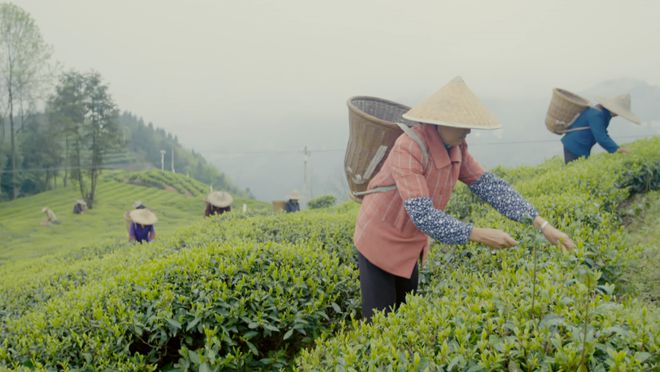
left=207, top=191, right=233, bottom=208
left=595, top=94, right=641, bottom=125
left=288, top=191, right=301, bottom=200
left=129, top=209, right=157, bottom=225
left=402, top=76, right=501, bottom=129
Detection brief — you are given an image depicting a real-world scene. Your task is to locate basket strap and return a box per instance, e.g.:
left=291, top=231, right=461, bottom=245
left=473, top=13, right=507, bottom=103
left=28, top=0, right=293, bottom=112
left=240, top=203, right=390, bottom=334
left=353, top=185, right=397, bottom=197
left=561, top=126, right=590, bottom=134
left=396, top=123, right=429, bottom=168
left=353, top=124, right=430, bottom=198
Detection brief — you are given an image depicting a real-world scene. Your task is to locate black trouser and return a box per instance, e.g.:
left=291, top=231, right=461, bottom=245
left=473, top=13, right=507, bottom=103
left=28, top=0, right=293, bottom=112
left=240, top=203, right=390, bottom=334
left=563, top=146, right=583, bottom=164
left=357, top=251, right=418, bottom=322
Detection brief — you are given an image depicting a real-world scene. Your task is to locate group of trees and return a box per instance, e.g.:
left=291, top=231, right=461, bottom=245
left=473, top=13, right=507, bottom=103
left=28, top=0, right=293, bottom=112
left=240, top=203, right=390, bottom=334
left=0, top=3, right=239, bottom=204
left=0, top=2, right=121, bottom=206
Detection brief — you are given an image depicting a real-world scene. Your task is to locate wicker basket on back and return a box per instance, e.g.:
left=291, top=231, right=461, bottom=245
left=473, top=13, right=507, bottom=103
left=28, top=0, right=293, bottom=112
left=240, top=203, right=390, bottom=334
left=345, top=96, right=415, bottom=202
left=545, top=88, right=591, bottom=134
left=272, top=200, right=286, bottom=213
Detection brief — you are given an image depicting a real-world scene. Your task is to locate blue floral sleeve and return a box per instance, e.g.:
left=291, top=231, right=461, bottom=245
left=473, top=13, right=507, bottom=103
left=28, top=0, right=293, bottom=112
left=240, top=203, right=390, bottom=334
left=468, top=172, right=538, bottom=222
left=403, top=197, right=472, bottom=244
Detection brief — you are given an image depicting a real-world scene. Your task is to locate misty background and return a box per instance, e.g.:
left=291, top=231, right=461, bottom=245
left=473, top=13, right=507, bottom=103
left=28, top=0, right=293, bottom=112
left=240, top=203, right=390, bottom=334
left=12, top=0, right=660, bottom=202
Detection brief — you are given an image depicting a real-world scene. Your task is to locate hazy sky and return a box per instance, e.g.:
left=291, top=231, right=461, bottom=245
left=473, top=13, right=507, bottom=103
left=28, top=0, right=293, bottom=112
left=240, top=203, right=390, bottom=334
left=9, top=0, right=660, bottom=199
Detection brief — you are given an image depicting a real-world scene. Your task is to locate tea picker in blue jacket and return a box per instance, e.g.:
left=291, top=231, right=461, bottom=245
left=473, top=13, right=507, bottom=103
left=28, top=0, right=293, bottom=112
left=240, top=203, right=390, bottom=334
left=561, top=94, right=641, bottom=164
left=284, top=191, right=301, bottom=213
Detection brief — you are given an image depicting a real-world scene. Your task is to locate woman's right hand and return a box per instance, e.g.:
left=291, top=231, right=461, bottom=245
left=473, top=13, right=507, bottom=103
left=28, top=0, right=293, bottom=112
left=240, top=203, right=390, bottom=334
left=469, top=227, right=518, bottom=249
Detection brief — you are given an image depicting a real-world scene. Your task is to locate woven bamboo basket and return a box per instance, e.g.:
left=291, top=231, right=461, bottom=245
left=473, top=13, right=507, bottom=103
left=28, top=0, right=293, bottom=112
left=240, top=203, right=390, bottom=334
left=545, top=88, right=590, bottom=134
left=272, top=200, right=286, bottom=213
left=345, top=96, right=415, bottom=202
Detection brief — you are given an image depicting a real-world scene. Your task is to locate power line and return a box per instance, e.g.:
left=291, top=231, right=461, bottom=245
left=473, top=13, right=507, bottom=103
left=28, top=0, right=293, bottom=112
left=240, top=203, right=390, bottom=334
left=206, top=134, right=657, bottom=156
left=1, top=134, right=656, bottom=173
left=0, top=163, right=154, bottom=174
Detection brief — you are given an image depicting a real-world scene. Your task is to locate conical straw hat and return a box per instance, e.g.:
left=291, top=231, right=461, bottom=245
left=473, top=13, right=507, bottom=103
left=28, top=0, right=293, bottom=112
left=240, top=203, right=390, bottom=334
left=402, top=76, right=501, bottom=129
left=129, top=209, right=158, bottom=225
left=288, top=191, right=301, bottom=200
left=595, top=94, right=641, bottom=124
left=207, top=191, right=233, bottom=207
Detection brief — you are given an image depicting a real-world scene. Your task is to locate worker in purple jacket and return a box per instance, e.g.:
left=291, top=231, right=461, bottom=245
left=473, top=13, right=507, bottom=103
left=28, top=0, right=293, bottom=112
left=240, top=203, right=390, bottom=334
left=561, top=94, right=641, bottom=164
left=128, top=208, right=157, bottom=243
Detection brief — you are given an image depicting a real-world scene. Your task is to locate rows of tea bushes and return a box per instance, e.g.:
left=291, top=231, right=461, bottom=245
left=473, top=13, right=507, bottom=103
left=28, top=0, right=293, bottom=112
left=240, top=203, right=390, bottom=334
left=0, top=208, right=359, bottom=369
left=0, top=208, right=356, bottom=322
left=296, top=138, right=659, bottom=370
left=175, top=209, right=357, bottom=264
left=0, top=241, right=358, bottom=370
left=106, top=169, right=209, bottom=197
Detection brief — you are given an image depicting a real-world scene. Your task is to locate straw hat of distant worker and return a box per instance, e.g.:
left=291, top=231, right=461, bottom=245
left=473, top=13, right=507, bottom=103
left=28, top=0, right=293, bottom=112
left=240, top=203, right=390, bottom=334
left=595, top=94, right=641, bottom=125
left=207, top=191, right=233, bottom=208
left=288, top=191, right=301, bottom=200
left=129, top=208, right=158, bottom=225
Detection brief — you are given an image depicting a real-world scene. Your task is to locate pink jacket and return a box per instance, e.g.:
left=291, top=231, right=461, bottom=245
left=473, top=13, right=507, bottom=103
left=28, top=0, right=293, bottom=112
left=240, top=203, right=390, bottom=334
left=353, top=124, right=485, bottom=278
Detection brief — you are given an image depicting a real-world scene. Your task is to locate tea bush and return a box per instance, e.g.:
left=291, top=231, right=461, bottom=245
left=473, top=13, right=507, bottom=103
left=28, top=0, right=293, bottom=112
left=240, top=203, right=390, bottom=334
left=0, top=210, right=356, bottom=329
left=308, top=194, right=336, bottom=209
left=0, top=242, right=359, bottom=370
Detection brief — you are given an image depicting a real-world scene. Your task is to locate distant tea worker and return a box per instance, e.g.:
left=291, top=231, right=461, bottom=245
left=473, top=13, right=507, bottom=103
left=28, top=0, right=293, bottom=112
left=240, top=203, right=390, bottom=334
left=128, top=208, right=157, bottom=243
left=284, top=191, right=301, bottom=213
left=41, top=207, right=60, bottom=225
left=561, top=94, right=641, bottom=164
left=205, top=191, right=233, bottom=216
left=72, top=199, right=87, bottom=214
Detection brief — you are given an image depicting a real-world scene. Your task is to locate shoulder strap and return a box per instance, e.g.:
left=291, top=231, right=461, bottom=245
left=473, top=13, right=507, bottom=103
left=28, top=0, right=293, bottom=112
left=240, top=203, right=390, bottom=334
left=396, top=123, right=429, bottom=168
left=562, top=126, right=590, bottom=134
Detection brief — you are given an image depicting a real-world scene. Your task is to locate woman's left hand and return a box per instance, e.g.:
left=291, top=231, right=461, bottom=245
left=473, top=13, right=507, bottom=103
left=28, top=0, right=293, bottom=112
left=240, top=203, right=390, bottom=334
left=542, top=225, right=575, bottom=251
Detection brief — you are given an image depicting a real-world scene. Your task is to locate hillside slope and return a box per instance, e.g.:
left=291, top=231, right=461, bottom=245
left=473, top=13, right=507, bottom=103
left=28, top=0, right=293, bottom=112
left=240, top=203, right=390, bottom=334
left=0, top=170, right=267, bottom=264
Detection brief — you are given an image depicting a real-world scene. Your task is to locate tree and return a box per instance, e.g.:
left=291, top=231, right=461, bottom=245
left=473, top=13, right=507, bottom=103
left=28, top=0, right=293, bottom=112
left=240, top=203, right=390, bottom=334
left=48, top=70, right=121, bottom=208
left=0, top=3, right=54, bottom=199
left=19, top=113, right=61, bottom=193
left=47, top=71, right=86, bottom=187
left=82, top=72, right=121, bottom=208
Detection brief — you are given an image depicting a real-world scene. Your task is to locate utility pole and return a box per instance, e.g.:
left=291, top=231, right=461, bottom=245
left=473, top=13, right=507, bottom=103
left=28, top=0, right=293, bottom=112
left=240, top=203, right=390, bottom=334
left=303, top=145, right=312, bottom=202
left=160, top=150, right=166, bottom=171
left=171, top=144, right=175, bottom=173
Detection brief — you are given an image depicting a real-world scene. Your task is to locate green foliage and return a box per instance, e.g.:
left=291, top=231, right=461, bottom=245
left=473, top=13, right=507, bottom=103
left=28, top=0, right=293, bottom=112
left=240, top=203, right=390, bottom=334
left=47, top=70, right=122, bottom=208
left=307, top=194, right=336, bottom=209
left=616, top=159, right=660, bottom=195
left=0, top=208, right=360, bottom=370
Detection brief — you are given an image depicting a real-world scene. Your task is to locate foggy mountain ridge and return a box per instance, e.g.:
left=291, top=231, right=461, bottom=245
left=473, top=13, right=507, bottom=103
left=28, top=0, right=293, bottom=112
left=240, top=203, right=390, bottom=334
left=203, top=78, right=660, bottom=202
